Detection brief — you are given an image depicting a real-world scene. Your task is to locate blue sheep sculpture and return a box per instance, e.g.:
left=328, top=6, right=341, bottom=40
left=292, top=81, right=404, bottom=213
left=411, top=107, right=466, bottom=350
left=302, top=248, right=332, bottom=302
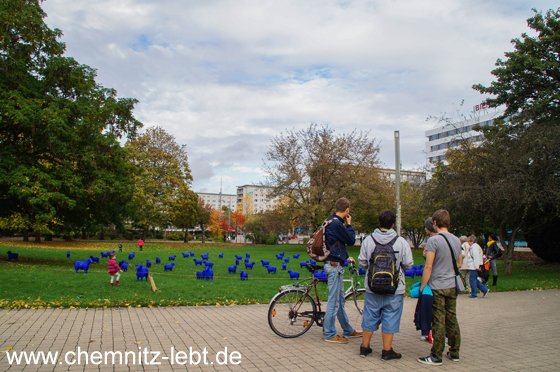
left=267, top=266, right=277, bottom=274
left=358, top=268, right=366, bottom=276
left=245, top=253, right=250, bottom=258
left=164, top=263, right=175, bottom=271
left=276, top=254, right=283, bottom=260
left=288, top=270, right=300, bottom=280
left=74, top=258, right=93, bottom=273
left=293, top=254, right=300, bottom=259
left=228, top=265, right=237, bottom=274
left=343, top=261, right=349, bottom=267
left=89, top=256, right=100, bottom=263
left=156, top=257, right=161, bottom=264
left=240, top=271, right=248, bottom=281
left=182, top=252, right=189, bottom=258
left=284, top=257, right=289, bottom=263
left=101, top=252, right=109, bottom=258
left=260, top=260, right=270, bottom=267
left=67, top=251, right=71, bottom=258
left=204, top=262, right=214, bottom=269
left=245, top=262, right=255, bottom=270
left=244, top=258, right=249, bottom=263
left=314, top=270, right=327, bottom=282
left=309, top=259, right=316, bottom=265
left=404, top=268, right=416, bottom=279
left=219, top=253, right=224, bottom=258
left=135, top=264, right=149, bottom=281
left=119, top=261, right=128, bottom=272
left=201, top=253, right=209, bottom=260
left=189, top=251, right=194, bottom=257
left=169, top=255, right=176, bottom=261
left=146, top=259, right=152, bottom=268
left=193, top=258, right=203, bottom=266
left=128, top=252, right=135, bottom=260
left=235, top=259, right=240, bottom=265
left=203, top=267, right=213, bottom=280
left=235, top=255, right=243, bottom=260
left=196, top=270, right=205, bottom=280
left=282, top=262, right=287, bottom=270
left=299, top=261, right=309, bottom=268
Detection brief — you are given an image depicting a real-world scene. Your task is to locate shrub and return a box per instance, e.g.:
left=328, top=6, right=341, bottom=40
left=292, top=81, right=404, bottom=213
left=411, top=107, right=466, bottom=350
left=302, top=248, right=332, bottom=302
left=124, top=231, right=134, bottom=240
left=526, top=219, right=560, bottom=262
left=265, top=232, right=278, bottom=245
left=302, top=237, right=310, bottom=245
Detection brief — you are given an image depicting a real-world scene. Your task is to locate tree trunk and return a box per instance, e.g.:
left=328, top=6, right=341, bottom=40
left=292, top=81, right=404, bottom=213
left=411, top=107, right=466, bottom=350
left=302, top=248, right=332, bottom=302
left=45, top=234, right=53, bottom=241
left=223, top=234, right=226, bottom=243
left=81, top=230, right=88, bottom=240
left=499, top=225, right=516, bottom=275
left=142, top=228, right=147, bottom=241
left=99, top=230, right=105, bottom=240
left=23, top=229, right=29, bottom=241
left=35, top=231, right=41, bottom=242
left=184, top=229, right=189, bottom=243
left=202, top=225, right=206, bottom=244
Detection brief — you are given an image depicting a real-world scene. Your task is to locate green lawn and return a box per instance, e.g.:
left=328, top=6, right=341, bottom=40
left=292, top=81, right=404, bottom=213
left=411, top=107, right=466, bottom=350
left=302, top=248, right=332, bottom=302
left=0, top=241, right=558, bottom=309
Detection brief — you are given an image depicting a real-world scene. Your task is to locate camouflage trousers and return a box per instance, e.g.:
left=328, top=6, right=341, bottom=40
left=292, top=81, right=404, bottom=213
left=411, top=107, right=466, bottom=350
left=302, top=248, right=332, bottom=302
left=431, top=288, right=461, bottom=358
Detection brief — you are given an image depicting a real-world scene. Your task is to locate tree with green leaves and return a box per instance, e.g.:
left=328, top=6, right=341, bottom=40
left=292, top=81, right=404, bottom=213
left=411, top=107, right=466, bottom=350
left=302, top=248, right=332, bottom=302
left=170, top=186, right=199, bottom=243
left=196, top=198, right=213, bottom=244
left=0, top=0, right=142, bottom=241
left=127, top=127, right=193, bottom=240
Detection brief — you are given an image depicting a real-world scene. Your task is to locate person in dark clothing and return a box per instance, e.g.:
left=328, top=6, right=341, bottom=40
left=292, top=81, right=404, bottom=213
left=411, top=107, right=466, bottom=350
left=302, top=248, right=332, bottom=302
left=323, top=197, right=362, bottom=344
left=486, top=235, right=500, bottom=286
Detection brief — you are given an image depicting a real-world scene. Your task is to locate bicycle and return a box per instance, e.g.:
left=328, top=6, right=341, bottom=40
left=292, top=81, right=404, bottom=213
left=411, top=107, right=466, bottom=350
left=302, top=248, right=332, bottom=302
left=268, top=262, right=366, bottom=338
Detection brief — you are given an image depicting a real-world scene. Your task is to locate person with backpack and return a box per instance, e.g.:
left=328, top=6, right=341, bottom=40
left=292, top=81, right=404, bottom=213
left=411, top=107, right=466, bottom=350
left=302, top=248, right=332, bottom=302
left=357, top=210, right=413, bottom=360
left=322, top=197, right=362, bottom=344
left=417, top=210, right=463, bottom=366
left=486, top=234, right=502, bottom=286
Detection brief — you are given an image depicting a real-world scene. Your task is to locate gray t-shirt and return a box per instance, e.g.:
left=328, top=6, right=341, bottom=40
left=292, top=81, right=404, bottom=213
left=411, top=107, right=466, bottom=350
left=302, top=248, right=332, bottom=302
left=426, top=232, right=462, bottom=290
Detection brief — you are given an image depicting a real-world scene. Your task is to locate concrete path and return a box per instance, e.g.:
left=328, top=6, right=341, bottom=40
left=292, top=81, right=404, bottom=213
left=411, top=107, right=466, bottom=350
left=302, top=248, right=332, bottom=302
left=1, top=289, right=559, bottom=371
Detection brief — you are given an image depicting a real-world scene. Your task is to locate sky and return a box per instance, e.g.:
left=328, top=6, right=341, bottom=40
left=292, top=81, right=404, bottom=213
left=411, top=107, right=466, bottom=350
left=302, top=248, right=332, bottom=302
left=42, top=0, right=558, bottom=194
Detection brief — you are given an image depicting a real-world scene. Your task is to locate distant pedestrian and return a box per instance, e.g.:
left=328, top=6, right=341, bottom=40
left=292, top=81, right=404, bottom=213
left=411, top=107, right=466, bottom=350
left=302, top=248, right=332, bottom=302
left=108, top=253, right=123, bottom=286
left=418, top=210, right=463, bottom=366
left=486, top=235, right=500, bottom=286
left=118, top=243, right=123, bottom=252
left=466, top=235, right=489, bottom=298
left=459, top=236, right=470, bottom=292
left=138, top=239, right=144, bottom=251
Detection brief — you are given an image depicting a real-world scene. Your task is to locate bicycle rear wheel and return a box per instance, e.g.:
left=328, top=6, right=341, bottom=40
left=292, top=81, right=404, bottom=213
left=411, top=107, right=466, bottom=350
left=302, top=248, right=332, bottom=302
left=344, top=288, right=366, bottom=331
left=268, top=290, right=317, bottom=338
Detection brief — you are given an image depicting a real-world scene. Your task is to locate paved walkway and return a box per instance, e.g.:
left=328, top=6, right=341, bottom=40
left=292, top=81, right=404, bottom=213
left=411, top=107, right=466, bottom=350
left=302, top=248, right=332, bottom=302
left=1, top=290, right=559, bottom=371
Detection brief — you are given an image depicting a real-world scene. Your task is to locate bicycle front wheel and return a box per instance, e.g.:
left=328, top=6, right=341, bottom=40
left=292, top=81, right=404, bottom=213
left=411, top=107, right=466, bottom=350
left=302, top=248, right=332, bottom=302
left=344, top=288, right=366, bottom=331
left=268, top=290, right=317, bottom=338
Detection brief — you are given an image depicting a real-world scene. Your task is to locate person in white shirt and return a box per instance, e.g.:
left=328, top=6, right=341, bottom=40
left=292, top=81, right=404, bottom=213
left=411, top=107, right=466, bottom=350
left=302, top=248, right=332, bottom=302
left=465, top=235, right=489, bottom=298
left=459, top=236, right=470, bottom=292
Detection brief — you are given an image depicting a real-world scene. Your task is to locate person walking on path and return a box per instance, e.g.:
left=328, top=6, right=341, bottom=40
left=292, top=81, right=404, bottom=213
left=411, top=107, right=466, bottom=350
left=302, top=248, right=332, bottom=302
left=459, top=236, right=470, bottom=293
left=323, top=197, right=363, bottom=344
left=358, top=210, right=414, bottom=360
left=486, top=235, right=500, bottom=286
left=417, top=210, right=463, bottom=366
left=466, top=235, right=489, bottom=298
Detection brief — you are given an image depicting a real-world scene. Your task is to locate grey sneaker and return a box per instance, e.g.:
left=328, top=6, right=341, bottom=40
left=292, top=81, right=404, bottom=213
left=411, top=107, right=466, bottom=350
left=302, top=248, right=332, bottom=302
left=446, top=352, right=460, bottom=362
left=418, top=353, right=443, bottom=365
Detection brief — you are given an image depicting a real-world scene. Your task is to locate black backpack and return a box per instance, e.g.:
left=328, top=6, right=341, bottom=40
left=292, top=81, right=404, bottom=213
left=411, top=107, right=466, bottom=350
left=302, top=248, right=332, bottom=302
left=367, top=235, right=400, bottom=295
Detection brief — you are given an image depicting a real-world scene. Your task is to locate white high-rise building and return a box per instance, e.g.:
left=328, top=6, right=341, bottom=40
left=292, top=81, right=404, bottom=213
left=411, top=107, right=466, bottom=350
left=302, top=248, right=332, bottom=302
left=197, top=192, right=237, bottom=210
left=236, top=185, right=278, bottom=213
left=425, top=109, right=504, bottom=171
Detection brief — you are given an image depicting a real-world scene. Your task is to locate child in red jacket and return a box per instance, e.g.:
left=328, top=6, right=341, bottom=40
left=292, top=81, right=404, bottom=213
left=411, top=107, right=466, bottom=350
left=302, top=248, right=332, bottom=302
left=108, top=253, right=123, bottom=286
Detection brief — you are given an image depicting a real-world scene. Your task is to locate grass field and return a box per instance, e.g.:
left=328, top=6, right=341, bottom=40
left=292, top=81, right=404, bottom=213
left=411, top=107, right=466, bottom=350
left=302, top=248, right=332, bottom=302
left=1, top=241, right=559, bottom=309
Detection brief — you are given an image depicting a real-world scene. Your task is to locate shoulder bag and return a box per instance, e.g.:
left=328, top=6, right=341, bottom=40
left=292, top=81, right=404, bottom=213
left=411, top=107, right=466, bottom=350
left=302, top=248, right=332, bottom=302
left=439, top=234, right=465, bottom=294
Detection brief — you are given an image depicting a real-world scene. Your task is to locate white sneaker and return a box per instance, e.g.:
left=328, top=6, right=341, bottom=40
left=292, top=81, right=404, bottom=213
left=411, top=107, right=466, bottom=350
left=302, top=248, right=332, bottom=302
left=420, top=336, right=429, bottom=342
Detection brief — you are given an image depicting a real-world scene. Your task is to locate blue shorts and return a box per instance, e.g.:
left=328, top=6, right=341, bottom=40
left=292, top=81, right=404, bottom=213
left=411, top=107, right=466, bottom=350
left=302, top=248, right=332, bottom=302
left=361, top=292, right=404, bottom=334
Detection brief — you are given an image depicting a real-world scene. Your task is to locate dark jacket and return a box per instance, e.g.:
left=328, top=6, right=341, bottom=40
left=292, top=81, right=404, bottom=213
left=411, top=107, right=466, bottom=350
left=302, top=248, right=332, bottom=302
left=324, top=213, right=356, bottom=264
left=486, top=242, right=499, bottom=259
left=414, top=288, right=433, bottom=334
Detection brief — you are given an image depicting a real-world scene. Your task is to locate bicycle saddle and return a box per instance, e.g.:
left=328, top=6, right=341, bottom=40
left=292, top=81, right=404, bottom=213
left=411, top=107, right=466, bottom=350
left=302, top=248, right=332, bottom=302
left=305, top=262, right=323, bottom=272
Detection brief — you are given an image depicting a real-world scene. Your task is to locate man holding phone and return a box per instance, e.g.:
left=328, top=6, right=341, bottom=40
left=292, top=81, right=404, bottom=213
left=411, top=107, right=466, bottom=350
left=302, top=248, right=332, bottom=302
left=323, top=197, right=362, bottom=343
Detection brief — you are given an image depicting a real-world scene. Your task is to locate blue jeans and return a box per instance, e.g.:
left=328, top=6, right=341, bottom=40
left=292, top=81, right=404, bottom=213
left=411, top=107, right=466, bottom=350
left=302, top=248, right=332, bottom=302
left=323, top=263, right=354, bottom=339
left=469, top=270, right=488, bottom=297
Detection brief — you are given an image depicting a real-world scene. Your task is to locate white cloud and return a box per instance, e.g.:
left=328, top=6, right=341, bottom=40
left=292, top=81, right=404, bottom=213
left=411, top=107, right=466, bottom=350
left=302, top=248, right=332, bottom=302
left=41, top=0, right=558, bottom=190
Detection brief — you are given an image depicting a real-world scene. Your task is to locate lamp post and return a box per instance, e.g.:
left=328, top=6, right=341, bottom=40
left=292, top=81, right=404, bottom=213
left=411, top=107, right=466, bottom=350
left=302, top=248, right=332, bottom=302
left=395, top=131, right=401, bottom=236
